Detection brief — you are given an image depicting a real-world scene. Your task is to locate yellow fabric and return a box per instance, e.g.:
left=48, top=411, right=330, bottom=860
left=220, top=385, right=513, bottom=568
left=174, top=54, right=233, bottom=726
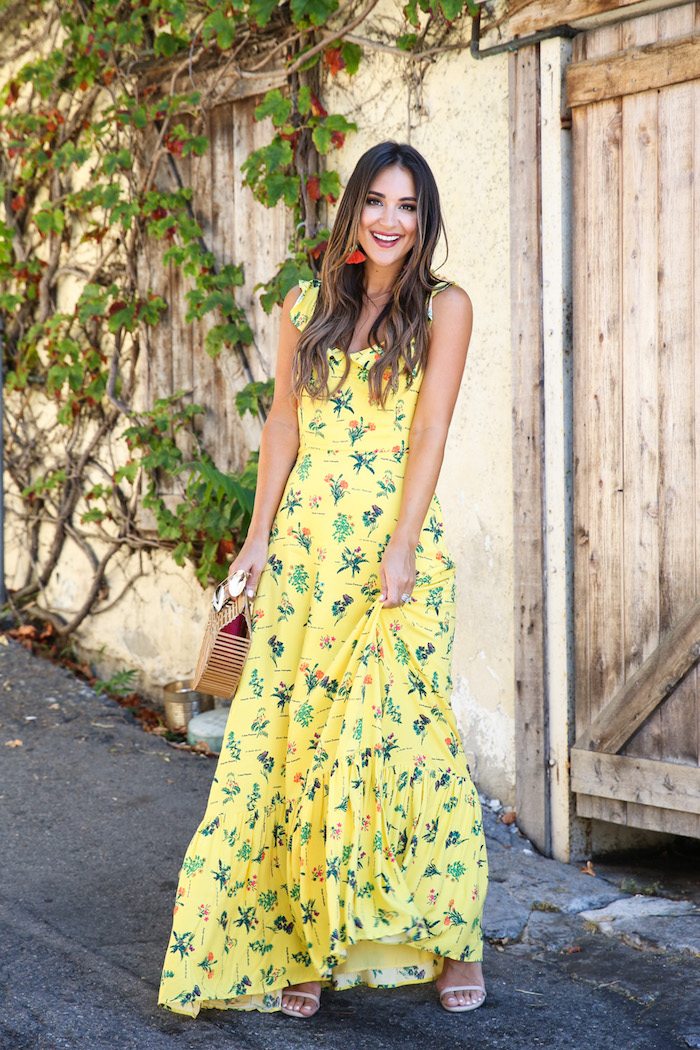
left=159, top=278, right=488, bottom=1016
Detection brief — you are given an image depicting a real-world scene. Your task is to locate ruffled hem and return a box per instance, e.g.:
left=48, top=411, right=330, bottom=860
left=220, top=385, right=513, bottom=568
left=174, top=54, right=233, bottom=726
left=158, top=753, right=486, bottom=1017
left=287, top=754, right=486, bottom=973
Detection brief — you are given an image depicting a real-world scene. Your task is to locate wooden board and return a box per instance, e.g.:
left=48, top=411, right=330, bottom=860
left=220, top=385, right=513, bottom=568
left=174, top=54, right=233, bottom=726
left=580, top=24, right=624, bottom=735
left=567, top=32, right=700, bottom=108
left=502, top=0, right=690, bottom=36
left=617, top=9, right=660, bottom=760
left=571, top=749, right=700, bottom=814
left=575, top=600, right=700, bottom=754
left=509, top=44, right=550, bottom=855
left=577, top=793, right=700, bottom=836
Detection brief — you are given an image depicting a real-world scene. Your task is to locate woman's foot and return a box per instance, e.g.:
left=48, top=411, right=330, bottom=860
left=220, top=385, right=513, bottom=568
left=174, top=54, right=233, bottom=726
left=436, top=959, right=486, bottom=1012
left=280, top=980, right=321, bottom=1018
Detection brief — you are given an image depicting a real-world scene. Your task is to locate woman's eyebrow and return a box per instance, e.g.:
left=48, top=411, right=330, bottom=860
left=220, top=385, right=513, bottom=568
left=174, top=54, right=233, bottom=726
left=366, top=190, right=418, bottom=202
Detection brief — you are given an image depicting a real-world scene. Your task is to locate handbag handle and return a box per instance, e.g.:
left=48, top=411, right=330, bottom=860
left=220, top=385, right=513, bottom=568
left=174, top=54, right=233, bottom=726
left=212, top=569, right=250, bottom=612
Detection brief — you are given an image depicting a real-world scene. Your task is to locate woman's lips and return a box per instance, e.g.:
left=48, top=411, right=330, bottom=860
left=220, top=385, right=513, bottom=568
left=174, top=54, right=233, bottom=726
left=370, top=231, right=401, bottom=247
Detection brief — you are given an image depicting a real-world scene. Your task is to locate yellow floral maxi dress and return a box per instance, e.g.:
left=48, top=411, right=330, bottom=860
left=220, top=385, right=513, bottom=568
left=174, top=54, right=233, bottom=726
left=159, top=279, right=488, bottom=1016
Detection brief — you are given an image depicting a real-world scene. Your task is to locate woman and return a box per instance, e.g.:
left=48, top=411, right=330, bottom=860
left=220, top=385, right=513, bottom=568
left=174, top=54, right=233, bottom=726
left=159, top=140, right=488, bottom=1019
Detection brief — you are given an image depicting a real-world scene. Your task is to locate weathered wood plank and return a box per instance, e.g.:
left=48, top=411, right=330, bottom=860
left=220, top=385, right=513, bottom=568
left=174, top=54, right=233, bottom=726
left=577, top=793, right=700, bottom=836
left=507, top=0, right=656, bottom=37
left=567, top=32, right=700, bottom=108
left=575, top=791, right=627, bottom=824
left=208, top=102, right=239, bottom=474
left=574, top=598, right=700, bottom=753
left=617, top=10, right=661, bottom=761
left=583, top=26, right=624, bottom=733
left=189, top=111, right=228, bottom=469
left=655, top=1, right=698, bottom=767
left=572, top=91, right=590, bottom=744
left=626, top=801, right=700, bottom=837
left=695, top=13, right=700, bottom=777
left=571, top=749, right=700, bottom=814
left=500, top=0, right=694, bottom=37
left=168, top=146, right=195, bottom=476
left=509, top=44, right=549, bottom=854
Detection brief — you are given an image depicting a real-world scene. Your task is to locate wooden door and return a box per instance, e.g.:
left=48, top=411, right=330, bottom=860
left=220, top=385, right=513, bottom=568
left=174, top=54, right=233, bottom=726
left=568, top=7, right=700, bottom=837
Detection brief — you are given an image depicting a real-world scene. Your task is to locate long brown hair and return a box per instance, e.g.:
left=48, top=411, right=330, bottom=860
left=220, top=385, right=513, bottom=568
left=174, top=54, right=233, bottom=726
left=293, top=141, right=447, bottom=407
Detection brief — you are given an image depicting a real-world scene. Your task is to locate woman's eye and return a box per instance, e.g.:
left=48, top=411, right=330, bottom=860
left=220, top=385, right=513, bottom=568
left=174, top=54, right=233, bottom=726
left=366, top=197, right=382, bottom=206
left=400, top=204, right=416, bottom=212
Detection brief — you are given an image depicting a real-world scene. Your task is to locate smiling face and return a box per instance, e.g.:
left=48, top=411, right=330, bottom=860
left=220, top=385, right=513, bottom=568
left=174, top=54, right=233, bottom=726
left=357, top=164, right=418, bottom=272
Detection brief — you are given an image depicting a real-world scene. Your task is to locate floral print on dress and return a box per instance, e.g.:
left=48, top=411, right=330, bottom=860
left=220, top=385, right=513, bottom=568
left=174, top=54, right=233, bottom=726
left=159, top=278, right=488, bottom=1017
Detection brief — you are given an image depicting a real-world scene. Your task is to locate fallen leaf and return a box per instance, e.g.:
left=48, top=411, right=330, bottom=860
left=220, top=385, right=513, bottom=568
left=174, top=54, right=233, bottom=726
left=565, top=946, right=582, bottom=954
left=501, top=810, right=516, bottom=825
left=5, top=739, right=23, bottom=748
left=0, top=635, right=8, bottom=646
left=580, top=860, right=596, bottom=877
left=48, top=703, right=60, bottom=710
left=14, top=625, right=38, bottom=640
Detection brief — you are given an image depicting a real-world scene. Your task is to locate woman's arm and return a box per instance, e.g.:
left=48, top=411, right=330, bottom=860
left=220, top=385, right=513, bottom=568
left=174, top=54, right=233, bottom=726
left=227, top=285, right=303, bottom=597
left=379, top=285, right=473, bottom=608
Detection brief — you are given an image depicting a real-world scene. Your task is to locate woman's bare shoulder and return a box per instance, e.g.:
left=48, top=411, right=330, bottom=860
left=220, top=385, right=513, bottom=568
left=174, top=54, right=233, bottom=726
left=431, top=282, right=472, bottom=324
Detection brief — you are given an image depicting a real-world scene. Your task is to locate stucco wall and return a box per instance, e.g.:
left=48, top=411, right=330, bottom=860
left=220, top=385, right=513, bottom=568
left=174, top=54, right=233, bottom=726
left=326, top=25, right=514, bottom=801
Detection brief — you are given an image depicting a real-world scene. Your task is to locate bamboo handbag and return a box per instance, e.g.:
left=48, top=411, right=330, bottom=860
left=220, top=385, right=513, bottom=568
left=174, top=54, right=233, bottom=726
left=192, top=569, right=252, bottom=700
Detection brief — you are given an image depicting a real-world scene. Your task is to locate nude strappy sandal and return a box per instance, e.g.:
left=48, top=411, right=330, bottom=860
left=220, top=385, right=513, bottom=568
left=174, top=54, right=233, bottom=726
left=280, top=989, right=320, bottom=1018
left=439, top=985, right=487, bottom=1013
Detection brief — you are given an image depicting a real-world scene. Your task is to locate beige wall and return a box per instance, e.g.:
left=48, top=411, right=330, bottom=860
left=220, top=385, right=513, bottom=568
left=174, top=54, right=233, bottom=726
left=326, top=25, right=515, bottom=801
left=5, top=14, right=515, bottom=802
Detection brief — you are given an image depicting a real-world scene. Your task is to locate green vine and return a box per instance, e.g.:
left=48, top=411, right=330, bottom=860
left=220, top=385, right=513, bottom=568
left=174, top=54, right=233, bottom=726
left=0, top=0, right=476, bottom=639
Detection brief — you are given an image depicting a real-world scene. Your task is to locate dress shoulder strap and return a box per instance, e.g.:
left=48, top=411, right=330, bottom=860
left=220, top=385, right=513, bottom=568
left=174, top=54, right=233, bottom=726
left=290, top=279, right=321, bottom=331
left=427, top=278, right=454, bottom=323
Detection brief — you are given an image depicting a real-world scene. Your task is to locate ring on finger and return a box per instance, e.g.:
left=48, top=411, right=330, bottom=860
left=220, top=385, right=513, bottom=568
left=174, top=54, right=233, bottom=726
left=400, top=592, right=412, bottom=604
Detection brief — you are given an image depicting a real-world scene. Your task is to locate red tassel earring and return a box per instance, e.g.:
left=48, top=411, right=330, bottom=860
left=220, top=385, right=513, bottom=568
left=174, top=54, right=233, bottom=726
left=345, top=244, right=366, bottom=265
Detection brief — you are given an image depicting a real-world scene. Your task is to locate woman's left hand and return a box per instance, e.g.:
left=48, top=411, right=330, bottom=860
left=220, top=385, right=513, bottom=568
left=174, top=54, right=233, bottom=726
left=379, top=535, right=417, bottom=609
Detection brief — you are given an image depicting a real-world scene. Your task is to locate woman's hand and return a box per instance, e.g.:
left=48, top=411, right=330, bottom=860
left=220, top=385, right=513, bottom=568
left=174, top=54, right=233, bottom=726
left=379, top=534, right=417, bottom=609
left=227, top=535, right=269, bottom=599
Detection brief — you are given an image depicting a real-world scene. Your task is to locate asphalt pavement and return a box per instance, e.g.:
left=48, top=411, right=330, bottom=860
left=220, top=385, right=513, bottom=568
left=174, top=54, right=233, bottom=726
left=1, top=635, right=699, bottom=1050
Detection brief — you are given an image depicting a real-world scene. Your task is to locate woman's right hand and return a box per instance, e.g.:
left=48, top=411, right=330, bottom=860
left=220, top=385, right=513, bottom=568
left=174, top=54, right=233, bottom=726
left=227, top=535, right=269, bottom=599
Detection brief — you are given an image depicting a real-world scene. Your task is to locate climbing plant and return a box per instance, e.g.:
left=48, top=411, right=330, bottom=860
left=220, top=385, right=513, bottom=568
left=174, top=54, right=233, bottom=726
left=0, top=0, right=477, bottom=638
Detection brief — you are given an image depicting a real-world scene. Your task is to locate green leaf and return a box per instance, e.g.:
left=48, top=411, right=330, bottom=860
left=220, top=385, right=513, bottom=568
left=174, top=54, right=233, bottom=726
left=235, top=379, right=275, bottom=418
left=154, top=32, right=182, bottom=58
left=248, top=0, right=280, bottom=28
left=261, top=171, right=299, bottom=207
left=108, top=302, right=138, bottom=333
left=297, top=85, right=312, bottom=115
left=182, top=135, right=209, bottom=157
left=290, top=0, right=338, bottom=26
left=319, top=170, right=340, bottom=199
left=312, top=124, right=332, bottom=155
left=255, top=89, right=292, bottom=128
left=403, top=0, right=419, bottom=26
left=205, top=321, right=254, bottom=357
left=341, top=41, right=361, bottom=75
left=397, top=33, right=418, bottom=50
left=115, top=461, right=139, bottom=484
left=35, top=207, right=65, bottom=236
left=439, top=0, right=464, bottom=20
left=325, top=114, right=356, bottom=132
left=203, top=9, right=238, bottom=48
